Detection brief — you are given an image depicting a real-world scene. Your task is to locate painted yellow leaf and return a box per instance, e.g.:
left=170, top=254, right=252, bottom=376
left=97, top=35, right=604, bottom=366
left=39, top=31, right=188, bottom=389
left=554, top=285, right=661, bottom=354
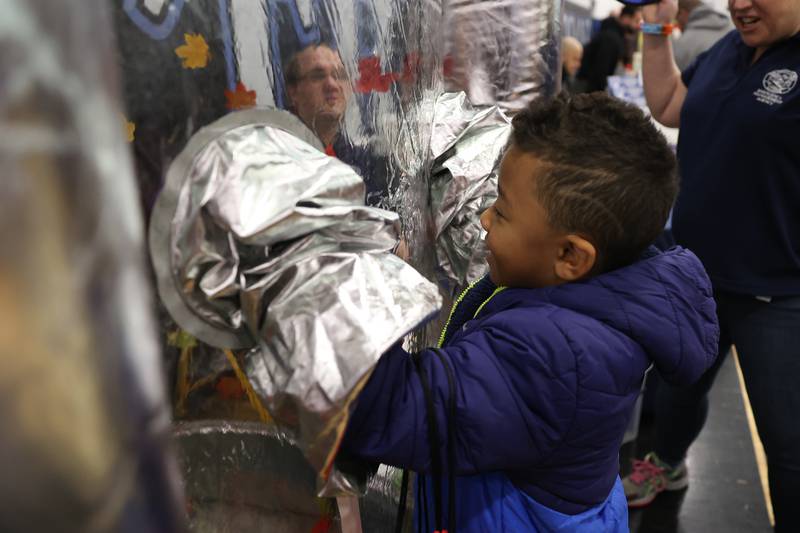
left=124, top=118, right=135, bottom=143
left=175, top=33, right=210, bottom=69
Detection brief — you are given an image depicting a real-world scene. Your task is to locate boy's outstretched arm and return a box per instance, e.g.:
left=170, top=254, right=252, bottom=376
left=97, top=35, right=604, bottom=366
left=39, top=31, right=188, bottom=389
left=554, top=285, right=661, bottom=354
left=339, top=316, right=577, bottom=475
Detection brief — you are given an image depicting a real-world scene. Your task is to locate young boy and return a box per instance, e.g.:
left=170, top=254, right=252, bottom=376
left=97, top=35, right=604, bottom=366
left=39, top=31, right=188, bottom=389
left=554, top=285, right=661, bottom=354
left=340, top=93, right=719, bottom=532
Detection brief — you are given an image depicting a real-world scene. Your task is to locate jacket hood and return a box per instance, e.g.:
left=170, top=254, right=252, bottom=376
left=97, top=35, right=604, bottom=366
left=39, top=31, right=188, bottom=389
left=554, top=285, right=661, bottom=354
left=498, top=247, right=719, bottom=385
left=687, top=5, right=733, bottom=31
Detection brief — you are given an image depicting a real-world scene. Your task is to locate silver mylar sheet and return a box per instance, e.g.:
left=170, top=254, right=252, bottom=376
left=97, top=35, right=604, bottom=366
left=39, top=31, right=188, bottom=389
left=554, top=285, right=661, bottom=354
left=0, top=0, right=185, bottom=531
left=149, top=108, right=441, bottom=494
left=174, top=421, right=410, bottom=533
left=443, top=0, right=562, bottom=112
left=429, top=92, right=511, bottom=295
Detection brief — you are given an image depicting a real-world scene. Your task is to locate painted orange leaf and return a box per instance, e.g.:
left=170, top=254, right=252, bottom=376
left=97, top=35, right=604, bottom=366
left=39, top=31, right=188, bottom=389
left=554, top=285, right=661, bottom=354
left=225, top=81, right=257, bottom=110
left=215, top=376, right=245, bottom=400
left=175, top=33, right=210, bottom=69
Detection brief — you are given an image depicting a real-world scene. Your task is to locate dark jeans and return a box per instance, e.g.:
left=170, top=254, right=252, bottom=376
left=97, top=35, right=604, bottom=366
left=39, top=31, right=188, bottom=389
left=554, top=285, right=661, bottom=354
left=654, top=291, right=800, bottom=533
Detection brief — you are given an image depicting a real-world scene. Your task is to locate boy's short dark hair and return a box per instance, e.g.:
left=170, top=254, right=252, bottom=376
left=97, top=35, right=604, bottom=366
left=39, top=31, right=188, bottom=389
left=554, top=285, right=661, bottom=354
left=511, top=92, right=678, bottom=272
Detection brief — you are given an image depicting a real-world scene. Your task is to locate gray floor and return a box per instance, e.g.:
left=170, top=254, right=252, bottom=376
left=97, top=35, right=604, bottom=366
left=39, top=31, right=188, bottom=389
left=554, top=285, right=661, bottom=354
left=621, top=356, right=773, bottom=533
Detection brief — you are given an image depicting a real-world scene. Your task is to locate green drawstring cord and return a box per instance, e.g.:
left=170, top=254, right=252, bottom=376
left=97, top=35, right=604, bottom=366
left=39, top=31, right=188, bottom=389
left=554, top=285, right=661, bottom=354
left=437, top=282, right=507, bottom=348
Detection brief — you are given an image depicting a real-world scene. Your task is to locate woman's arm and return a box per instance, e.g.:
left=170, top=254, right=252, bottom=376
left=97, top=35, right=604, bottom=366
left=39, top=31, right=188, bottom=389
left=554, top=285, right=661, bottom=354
left=641, top=0, right=687, bottom=127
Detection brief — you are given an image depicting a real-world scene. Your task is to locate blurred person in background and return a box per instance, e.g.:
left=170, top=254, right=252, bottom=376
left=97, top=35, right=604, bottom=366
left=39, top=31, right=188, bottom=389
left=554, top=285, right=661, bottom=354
left=622, top=0, right=800, bottom=530
left=673, top=0, right=735, bottom=70
left=575, top=5, right=642, bottom=92
left=561, top=36, right=584, bottom=93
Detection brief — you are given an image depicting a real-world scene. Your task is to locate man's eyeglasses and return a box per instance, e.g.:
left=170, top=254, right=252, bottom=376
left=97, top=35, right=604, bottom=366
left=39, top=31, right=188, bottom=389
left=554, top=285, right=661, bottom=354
left=297, top=68, right=349, bottom=84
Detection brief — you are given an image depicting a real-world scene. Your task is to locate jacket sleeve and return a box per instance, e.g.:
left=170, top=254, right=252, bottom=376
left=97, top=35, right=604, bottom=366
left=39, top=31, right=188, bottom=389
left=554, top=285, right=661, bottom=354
left=339, top=312, right=578, bottom=475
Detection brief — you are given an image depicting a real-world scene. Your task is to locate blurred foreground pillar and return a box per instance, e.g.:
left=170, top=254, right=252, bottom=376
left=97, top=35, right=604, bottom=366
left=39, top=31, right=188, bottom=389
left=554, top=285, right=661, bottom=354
left=0, top=1, right=186, bottom=532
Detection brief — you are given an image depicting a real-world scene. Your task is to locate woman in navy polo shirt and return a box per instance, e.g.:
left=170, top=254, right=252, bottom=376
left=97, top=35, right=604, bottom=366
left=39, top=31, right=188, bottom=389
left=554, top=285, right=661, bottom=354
left=621, top=0, right=800, bottom=530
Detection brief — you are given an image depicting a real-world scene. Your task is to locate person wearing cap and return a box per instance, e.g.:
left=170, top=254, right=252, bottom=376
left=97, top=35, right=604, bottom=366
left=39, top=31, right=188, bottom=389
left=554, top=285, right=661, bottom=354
left=575, top=5, right=642, bottom=92
left=622, top=0, right=800, bottom=530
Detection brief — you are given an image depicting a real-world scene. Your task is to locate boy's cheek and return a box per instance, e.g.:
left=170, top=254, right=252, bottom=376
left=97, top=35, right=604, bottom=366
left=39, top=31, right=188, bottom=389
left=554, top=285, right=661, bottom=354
left=485, top=251, right=499, bottom=280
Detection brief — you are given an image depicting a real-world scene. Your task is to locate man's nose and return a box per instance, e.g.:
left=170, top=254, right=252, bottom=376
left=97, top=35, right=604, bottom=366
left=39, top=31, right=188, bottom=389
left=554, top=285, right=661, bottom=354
left=323, top=73, right=341, bottom=89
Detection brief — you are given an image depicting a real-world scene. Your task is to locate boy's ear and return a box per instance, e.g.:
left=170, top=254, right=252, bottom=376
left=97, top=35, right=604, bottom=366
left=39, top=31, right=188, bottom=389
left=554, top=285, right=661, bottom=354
left=554, top=235, right=596, bottom=282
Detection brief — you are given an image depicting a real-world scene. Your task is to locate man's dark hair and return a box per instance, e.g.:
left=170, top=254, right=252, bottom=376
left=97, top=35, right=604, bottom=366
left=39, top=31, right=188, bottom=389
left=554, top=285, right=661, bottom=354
left=620, top=5, right=641, bottom=18
left=510, top=92, right=678, bottom=272
left=283, top=42, right=335, bottom=87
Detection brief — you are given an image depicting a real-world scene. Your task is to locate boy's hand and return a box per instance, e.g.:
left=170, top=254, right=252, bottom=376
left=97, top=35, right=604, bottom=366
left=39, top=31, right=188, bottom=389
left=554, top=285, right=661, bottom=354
left=643, top=0, right=677, bottom=25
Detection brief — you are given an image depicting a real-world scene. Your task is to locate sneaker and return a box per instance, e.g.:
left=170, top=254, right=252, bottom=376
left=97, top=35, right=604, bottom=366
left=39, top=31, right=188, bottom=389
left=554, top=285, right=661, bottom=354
left=622, top=452, right=689, bottom=508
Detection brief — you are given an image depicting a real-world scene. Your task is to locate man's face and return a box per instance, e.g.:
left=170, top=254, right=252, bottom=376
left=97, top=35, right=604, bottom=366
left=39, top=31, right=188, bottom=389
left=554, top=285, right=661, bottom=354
left=728, top=0, right=800, bottom=50
left=479, top=146, right=564, bottom=289
left=286, top=46, right=350, bottom=132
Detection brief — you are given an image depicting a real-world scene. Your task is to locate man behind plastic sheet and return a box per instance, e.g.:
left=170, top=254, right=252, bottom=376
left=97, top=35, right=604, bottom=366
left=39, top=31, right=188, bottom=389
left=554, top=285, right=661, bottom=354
left=283, top=42, right=391, bottom=208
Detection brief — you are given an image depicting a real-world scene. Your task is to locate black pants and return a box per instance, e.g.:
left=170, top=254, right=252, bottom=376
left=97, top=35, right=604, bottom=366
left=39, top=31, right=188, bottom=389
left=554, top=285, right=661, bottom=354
left=654, top=292, right=800, bottom=533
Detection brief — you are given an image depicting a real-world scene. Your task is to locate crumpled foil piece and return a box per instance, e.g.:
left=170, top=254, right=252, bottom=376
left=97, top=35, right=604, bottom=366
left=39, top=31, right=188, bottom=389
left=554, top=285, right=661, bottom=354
left=443, top=0, right=562, bottom=112
left=149, top=108, right=441, bottom=495
left=429, top=93, right=512, bottom=295
left=0, top=0, right=185, bottom=531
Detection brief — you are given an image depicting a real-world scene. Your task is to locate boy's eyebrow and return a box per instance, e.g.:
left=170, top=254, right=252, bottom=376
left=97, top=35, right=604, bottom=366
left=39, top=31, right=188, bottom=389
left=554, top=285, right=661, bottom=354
left=497, top=184, right=506, bottom=199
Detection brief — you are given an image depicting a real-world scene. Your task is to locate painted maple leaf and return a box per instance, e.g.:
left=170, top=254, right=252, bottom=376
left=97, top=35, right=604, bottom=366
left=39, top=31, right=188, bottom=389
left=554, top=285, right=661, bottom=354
left=175, top=33, right=210, bottom=69
left=124, top=118, right=135, bottom=142
left=225, top=81, right=257, bottom=110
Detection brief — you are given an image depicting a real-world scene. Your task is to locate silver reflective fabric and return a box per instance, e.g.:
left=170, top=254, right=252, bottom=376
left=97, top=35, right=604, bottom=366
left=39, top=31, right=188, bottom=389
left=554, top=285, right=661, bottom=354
left=0, top=1, right=184, bottom=532
left=150, top=108, right=441, bottom=493
left=443, top=0, right=562, bottom=112
left=429, top=93, right=512, bottom=295
left=175, top=421, right=409, bottom=532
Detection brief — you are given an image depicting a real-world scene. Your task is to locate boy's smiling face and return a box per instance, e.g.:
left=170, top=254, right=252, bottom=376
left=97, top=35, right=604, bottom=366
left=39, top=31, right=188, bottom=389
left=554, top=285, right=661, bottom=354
left=480, top=146, right=563, bottom=288
left=480, top=145, right=596, bottom=288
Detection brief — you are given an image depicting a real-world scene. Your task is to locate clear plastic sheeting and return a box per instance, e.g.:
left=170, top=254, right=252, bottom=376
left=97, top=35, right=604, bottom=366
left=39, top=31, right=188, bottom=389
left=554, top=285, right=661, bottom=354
left=149, top=108, right=441, bottom=494
left=112, top=0, right=563, bottom=527
left=174, top=421, right=411, bottom=532
left=443, top=0, right=562, bottom=112
left=113, top=0, right=444, bottom=228
left=114, top=0, right=449, bottom=430
left=429, top=93, right=512, bottom=296
left=0, top=0, right=184, bottom=532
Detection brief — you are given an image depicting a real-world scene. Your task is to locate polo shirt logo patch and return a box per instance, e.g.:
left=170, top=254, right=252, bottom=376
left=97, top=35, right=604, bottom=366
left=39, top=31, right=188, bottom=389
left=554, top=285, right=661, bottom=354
left=754, top=69, right=798, bottom=106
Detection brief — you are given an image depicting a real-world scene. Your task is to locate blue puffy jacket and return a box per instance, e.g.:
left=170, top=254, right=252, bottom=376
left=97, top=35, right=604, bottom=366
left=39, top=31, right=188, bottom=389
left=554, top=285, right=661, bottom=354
left=341, top=247, right=719, bottom=532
